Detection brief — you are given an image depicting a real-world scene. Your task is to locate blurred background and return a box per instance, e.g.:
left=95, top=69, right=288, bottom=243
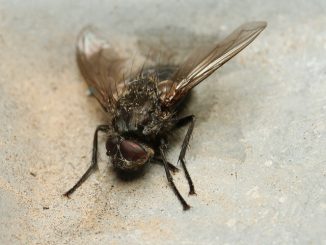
left=0, top=0, right=325, bottom=244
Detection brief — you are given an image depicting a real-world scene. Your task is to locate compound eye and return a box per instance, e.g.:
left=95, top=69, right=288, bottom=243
left=120, top=140, right=147, bottom=161
left=106, top=137, right=119, bottom=156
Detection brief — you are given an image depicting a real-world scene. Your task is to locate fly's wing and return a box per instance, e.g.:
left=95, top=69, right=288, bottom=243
left=161, top=21, right=267, bottom=107
left=76, top=27, right=129, bottom=113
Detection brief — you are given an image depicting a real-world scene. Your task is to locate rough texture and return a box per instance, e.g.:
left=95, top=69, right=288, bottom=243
left=0, top=1, right=325, bottom=244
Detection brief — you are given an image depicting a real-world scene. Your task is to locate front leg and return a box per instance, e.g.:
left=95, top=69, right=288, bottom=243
left=152, top=157, right=180, bottom=173
left=63, top=125, right=109, bottom=197
left=174, top=115, right=196, bottom=195
left=159, top=141, right=190, bottom=210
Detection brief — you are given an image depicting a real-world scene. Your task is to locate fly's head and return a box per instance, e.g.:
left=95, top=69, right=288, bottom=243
left=106, top=134, right=154, bottom=171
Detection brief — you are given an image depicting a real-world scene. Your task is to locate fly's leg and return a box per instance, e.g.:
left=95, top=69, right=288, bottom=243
left=152, top=157, right=180, bottom=173
left=63, top=125, right=110, bottom=197
left=159, top=142, right=190, bottom=210
left=167, top=162, right=180, bottom=173
left=174, top=115, right=196, bottom=195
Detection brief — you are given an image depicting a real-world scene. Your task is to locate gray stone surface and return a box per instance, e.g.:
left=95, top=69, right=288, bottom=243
left=0, top=0, right=325, bottom=244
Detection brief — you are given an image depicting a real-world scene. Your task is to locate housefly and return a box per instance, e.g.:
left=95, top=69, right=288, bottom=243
left=64, top=21, right=267, bottom=210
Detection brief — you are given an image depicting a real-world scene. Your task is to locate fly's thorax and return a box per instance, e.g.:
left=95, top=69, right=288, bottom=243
left=112, top=77, right=167, bottom=136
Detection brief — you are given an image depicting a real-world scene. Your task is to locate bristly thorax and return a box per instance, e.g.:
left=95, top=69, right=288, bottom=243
left=113, top=77, right=169, bottom=138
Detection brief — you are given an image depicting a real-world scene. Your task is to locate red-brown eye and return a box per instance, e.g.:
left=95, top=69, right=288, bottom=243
left=106, top=137, right=119, bottom=156
left=120, top=140, right=147, bottom=161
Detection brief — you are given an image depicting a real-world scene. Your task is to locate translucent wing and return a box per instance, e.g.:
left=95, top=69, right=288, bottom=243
left=76, top=27, right=128, bottom=112
left=162, top=21, right=267, bottom=107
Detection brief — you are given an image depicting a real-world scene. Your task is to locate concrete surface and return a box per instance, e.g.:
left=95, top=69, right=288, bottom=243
left=0, top=0, right=325, bottom=244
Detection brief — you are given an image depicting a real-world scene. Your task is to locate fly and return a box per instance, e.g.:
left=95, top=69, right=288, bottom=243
left=64, top=21, right=267, bottom=210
